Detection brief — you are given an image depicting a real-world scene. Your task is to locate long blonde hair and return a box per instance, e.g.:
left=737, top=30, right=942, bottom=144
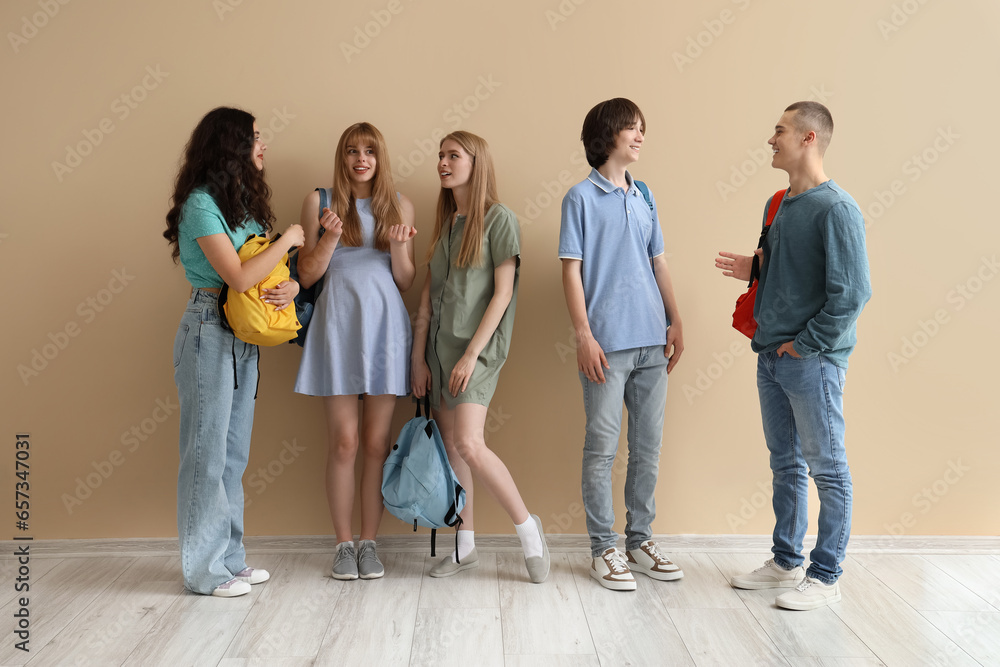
left=331, top=122, right=402, bottom=251
left=427, top=131, right=499, bottom=268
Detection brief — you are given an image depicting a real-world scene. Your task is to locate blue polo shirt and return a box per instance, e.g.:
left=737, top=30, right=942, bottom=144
left=559, top=168, right=668, bottom=353
left=753, top=180, right=872, bottom=368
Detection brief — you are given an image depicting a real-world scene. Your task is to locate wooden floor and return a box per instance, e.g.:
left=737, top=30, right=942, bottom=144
left=1, top=537, right=998, bottom=666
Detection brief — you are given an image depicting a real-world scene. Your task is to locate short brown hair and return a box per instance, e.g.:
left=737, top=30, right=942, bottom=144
left=581, top=98, right=646, bottom=168
left=785, top=101, right=834, bottom=154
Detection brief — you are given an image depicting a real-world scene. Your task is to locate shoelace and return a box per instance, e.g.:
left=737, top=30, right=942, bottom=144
left=795, top=577, right=817, bottom=592
left=754, top=559, right=778, bottom=573
left=605, top=550, right=629, bottom=574
left=644, top=542, right=672, bottom=565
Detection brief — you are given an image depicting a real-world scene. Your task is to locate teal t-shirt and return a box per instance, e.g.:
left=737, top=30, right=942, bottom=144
left=178, top=187, right=265, bottom=288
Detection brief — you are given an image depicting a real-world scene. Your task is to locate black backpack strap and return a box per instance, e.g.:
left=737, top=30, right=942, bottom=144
left=316, top=187, right=328, bottom=238
left=430, top=529, right=437, bottom=557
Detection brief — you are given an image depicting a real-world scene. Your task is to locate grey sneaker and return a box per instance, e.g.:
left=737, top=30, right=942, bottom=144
left=358, top=539, right=384, bottom=580
left=524, top=514, right=550, bottom=584
left=332, top=541, right=358, bottom=580
left=731, top=559, right=805, bottom=590
left=775, top=577, right=841, bottom=610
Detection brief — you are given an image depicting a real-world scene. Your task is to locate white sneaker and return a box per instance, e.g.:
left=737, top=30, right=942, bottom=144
left=234, top=567, right=270, bottom=585
left=626, top=540, right=683, bottom=581
left=731, top=559, right=806, bottom=590
left=776, top=577, right=841, bottom=610
left=211, top=578, right=251, bottom=598
left=591, top=547, right=636, bottom=591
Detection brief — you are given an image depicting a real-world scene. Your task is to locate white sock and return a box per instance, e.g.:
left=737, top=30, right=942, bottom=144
left=451, top=529, right=475, bottom=563
left=515, top=517, right=542, bottom=559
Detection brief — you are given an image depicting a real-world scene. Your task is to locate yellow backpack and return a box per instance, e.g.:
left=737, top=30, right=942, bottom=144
left=219, top=234, right=302, bottom=346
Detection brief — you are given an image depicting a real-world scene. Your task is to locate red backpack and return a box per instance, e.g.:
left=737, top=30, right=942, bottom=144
left=732, top=189, right=786, bottom=339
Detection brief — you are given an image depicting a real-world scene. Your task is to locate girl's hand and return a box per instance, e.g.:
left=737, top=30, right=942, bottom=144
left=388, top=224, right=417, bottom=246
left=262, top=280, right=299, bottom=310
left=411, top=358, right=432, bottom=398
left=448, top=351, right=477, bottom=397
left=320, top=208, right=344, bottom=242
left=284, top=224, right=305, bottom=248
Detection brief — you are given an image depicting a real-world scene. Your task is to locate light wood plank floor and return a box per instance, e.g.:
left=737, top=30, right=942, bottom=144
left=2, top=540, right=998, bottom=666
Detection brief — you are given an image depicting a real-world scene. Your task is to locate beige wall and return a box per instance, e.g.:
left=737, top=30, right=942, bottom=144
left=3, top=0, right=998, bottom=541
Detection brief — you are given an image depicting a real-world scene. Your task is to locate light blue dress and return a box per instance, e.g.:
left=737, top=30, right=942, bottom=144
left=294, top=197, right=411, bottom=396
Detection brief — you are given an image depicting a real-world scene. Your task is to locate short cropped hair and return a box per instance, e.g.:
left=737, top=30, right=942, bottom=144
left=785, top=101, right=834, bottom=154
left=581, top=98, right=646, bottom=168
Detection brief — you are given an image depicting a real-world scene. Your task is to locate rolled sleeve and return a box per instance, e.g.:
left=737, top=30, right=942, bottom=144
left=489, top=205, right=521, bottom=266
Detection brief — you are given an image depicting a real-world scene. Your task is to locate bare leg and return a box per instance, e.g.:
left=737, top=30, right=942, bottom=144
left=358, top=394, right=396, bottom=541
left=324, top=395, right=360, bottom=544
left=435, top=397, right=529, bottom=526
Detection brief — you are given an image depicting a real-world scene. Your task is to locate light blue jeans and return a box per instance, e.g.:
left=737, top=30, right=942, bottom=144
left=757, top=351, right=851, bottom=584
left=580, top=345, right=668, bottom=558
left=173, top=289, right=257, bottom=594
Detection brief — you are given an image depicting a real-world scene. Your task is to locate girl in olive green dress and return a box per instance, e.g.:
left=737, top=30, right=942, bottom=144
left=411, top=131, right=549, bottom=583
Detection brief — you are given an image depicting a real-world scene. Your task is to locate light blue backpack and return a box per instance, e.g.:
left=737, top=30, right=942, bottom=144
left=382, top=397, right=467, bottom=559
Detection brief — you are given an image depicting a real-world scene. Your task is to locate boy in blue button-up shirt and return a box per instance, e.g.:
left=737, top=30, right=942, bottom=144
left=560, top=98, right=684, bottom=591
left=717, top=101, right=871, bottom=611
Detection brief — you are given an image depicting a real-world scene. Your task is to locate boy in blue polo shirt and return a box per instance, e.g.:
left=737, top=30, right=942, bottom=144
left=559, top=98, right=684, bottom=591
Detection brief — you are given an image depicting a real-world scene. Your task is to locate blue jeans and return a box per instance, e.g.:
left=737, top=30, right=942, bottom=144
left=757, top=351, right=851, bottom=584
left=173, top=289, right=257, bottom=594
left=580, top=345, right=668, bottom=558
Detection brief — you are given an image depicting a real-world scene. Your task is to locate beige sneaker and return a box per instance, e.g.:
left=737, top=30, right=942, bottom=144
left=591, top=547, right=636, bottom=591
left=775, top=577, right=841, bottom=610
left=731, top=559, right=806, bottom=590
left=626, top=540, right=683, bottom=581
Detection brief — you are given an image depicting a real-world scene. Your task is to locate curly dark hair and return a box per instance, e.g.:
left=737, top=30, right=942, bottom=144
left=163, top=107, right=275, bottom=261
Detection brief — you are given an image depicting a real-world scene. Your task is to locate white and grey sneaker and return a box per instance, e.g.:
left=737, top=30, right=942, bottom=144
left=332, top=541, right=358, bottom=580
left=591, top=547, right=637, bottom=591
left=731, top=559, right=805, bottom=590
left=357, top=539, right=384, bottom=580
left=626, top=540, right=683, bottom=581
left=776, top=576, right=841, bottom=610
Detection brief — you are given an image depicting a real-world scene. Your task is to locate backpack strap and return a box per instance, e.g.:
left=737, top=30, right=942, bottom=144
left=748, top=189, right=787, bottom=286
left=634, top=180, right=654, bottom=211
left=315, top=187, right=330, bottom=238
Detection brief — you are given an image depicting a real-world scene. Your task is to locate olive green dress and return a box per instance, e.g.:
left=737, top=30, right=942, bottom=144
left=426, top=203, right=520, bottom=410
